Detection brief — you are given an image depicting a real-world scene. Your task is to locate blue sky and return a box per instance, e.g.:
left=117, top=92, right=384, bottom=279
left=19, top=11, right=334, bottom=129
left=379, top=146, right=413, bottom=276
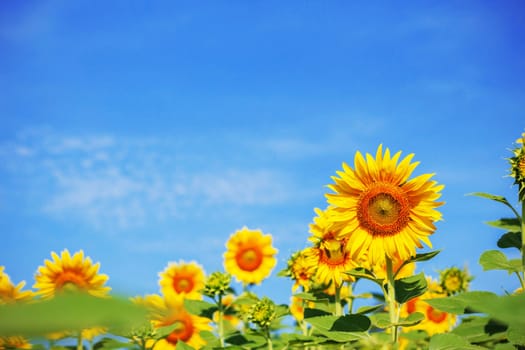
left=1, top=1, right=524, bottom=306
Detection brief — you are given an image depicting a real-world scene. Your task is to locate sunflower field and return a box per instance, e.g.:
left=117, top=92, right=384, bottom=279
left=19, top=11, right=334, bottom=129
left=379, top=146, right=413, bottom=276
left=1, top=134, right=525, bottom=350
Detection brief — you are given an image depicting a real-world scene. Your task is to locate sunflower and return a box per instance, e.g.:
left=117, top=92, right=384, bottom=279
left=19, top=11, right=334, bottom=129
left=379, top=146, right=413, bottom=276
left=140, top=294, right=212, bottom=350
left=286, top=249, right=317, bottom=292
left=33, top=249, right=110, bottom=298
left=305, top=208, right=357, bottom=288
left=371, top=255, right=416, bottom=281
left=326, top=144, right=444, bottom=264
left=0, top=336, right=32, bottom=350
left=159, top=261, right=205, bottom=300
left=0, top=266, right=33, bottom=304
left=400, top=278, right=456, bottom=335
left=224, top=227, right=277, bottom=285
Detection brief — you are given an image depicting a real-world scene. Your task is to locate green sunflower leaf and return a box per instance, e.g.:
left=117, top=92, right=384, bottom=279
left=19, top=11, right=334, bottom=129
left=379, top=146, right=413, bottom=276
left=406, top=250, right=441, bottom=263
left=292, top=292, right=319, bottom=301
left=479, top=250, right=522, bottom=274
left=497, top=231, right=522, bottom=250
left=183, top=299, right=218, bottom=319
left=0, top=293, right=147, bottom=337
left=397, top=312, right=425, bottom=327
left=175, top=341, right=195, bottom=350
left=429, top=333, right=486, bottom=350
left=468, top=192, right=521, bottom=220
left=307, top=314, right=371, bottom=332
left=304, top=307, right=331, bottom=318
left=394, top=272, right=427, bottom=304
left=345, top=267, right=382, bottom=285
left=486, top=218, right=521, bottom=231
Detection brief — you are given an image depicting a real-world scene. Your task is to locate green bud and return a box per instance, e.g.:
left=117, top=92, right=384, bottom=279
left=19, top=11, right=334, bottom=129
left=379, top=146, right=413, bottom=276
left=248, top=297, right=276, bottom=328
left=438, top=266, right=473, bottom=295
left=203, top=271, right=232, bottom=298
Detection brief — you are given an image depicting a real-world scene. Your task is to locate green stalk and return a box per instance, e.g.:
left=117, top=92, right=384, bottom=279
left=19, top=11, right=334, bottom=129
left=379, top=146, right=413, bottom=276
left=334, top=283, right=343, bottom=316
left=76, top=332, right=83, bottom=350
left=217, top=294, right=225, bottom=347
left=266, top=327, right=273, bottom=350
left=519, top=200, right=525, bottom=291
left=385, top=256, right=399, bottom=344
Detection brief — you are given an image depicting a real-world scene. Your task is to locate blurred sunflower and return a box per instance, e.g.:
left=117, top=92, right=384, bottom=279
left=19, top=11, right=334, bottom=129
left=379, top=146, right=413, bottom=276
left=0, top=336, right=32, bottom=350
left=371, top=255, right=416, bottom=281
left=140, top=294, right=212, bottom=350
left=326, top=144, right=444, bottom=264
left=33, top=249, right=110, bottom=298
left=159, top=261, right=205, bottom=300
left=0, top=266, right=33, bottom=304
left=224, top=227, right=277, bottom=285
left=400, top=278, right=456, bottom=335
left=286, top=249, right=317, bottom=292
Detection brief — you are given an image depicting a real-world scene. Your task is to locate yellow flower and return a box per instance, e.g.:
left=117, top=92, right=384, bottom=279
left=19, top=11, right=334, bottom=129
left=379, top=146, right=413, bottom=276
left=326, top=144, right=444, bottom=264
left=213, top=294, right=241, bottom=328
left=140, top=294, right=212, bottom=350
left=400, top=278, right=456, bottom=335
left=287, top=249, right=317, bottom=292
left=371, top=255, right=416, bottom=281
left=33, top=249, right=110, bottom=298
left=0, top=336, right=32, bottom=350
left=306, top=208, right=357, bottom=288
left=224, top=227, right=278, bottom=285
left=159, top=261, right=205, bottom=300
left=0, top=266, right=33, bottom=304
left=510, top=131, right=525, bottom=201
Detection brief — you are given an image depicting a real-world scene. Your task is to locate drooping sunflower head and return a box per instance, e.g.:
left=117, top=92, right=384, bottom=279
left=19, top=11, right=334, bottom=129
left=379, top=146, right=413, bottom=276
left=33, top=249, right=110, bottom=299
left=224, top=227, right=278, bottom=285
left=326, top=144, right=444, bottom=265
left=140, top=293, right=212, bottom=350
left=400, top=278, right=456, bottom=336
left=0, top=266, right=33, bottom=304
left=509, top=131, right=525, bottom=201
left=159, top=261, right=205, bottom=300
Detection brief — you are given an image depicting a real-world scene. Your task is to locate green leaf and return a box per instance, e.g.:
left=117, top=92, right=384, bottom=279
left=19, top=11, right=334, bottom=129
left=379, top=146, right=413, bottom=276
left=175, top=341, right=195, bottom=350
left=183, top=299, right=218, bottom=319
left=479, top=250, right=522, bottom=273
left=345, top=267, right=382, bottom=285
left=292, top=292, right=319, bottom=301
left=425, top=291, right=498, bottom=315
left=93, top=338, right=137, bottom=350
left=507, top=324, right=525, bottom=346
left=468, top=293, right=525, bottom=331
left=304, top=307, right=331, bottom=318
left=451, top=316, right=507, bottom=344
left=355, top=304, right=383, bottom=315
left=370, top=312, right=391, bottom=329
left=497, top=231, right=522, bottom=249
left=429, top=333, right=486, bottom=350
left=315, top=329, right=369, bottom=343
left=405, top=250, right=441, bottom=263
left=225, top=332, right=267, bottom=348
left=307, top=314, right=371, bottom=332
left=0, top=293, right=147, bottom=337
left=468, top=192, right=518, bottom=212
left=394, top=272, right=427, bottom=304
left=486, top=218, right=521, bottom=231
left=397, top=312, right=425, bottom=327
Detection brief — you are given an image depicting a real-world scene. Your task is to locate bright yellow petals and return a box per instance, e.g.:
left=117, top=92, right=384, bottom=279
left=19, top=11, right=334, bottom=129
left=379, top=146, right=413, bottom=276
left=326, top=144, right=444, bottom=264
left=224, top=227, right=277, bottom=285
left=287, top=249, right=317, bottom=292
left=33, top=249, right=111, bottom=299
left=159, top=261, right=205, bottom=300
left=400, top=278, right=456, bottom=335
left=140, top=294, right=212, bottom=350
left=0, top=266, right=33, bottom=304
left=0, top=336, right=32, bottom=350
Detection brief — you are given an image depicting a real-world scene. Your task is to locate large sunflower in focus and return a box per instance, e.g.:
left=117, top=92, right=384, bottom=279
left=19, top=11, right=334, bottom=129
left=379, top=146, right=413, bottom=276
left=33, top=249, right=110, bottom=298
left=224, top=227, right=277, bottom=285
left=159, top=261, right=205, bottom=300
left=326, top=144, right=444, bottom=264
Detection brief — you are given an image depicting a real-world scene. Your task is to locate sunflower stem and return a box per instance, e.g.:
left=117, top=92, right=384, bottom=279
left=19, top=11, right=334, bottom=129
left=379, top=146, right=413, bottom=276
left=334, top=283, right=343, bottom=316
left=217, top=294, right=225, bottom=347
left=266, top=327, right=273, bottom=350
left=76, top=332, right=83, bottom=350
left=386, top=256, right=399, bottom=344
left=521, top=200, right=525, bottom=288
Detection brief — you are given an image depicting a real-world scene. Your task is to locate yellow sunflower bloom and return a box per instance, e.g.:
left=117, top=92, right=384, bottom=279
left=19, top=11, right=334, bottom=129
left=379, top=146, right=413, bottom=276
left=159, top=261, right=205, bottom=300
left=0, top=336, right=32, bottom=350
left=371, top=255, right=416, bottom=281
left=326, top=144, right=444, bottom=264
left=400, top=278, right=456, bottom=335
left=287, top=249, right=317, bottom=292
left=224, top=227, right=277, bottom=285
left=33, top=249, right=111, bottom=298
left=0, top=266, right=33, bottom=304
left=141, top=294, right=212, bottom=350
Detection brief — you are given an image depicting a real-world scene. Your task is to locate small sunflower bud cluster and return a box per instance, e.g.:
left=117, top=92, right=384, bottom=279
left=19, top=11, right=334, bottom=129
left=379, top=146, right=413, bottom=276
left=203, top=271, right=232, bottom=298
left=130, top=322, right=156, bottom=344
left=438, top=266, right=472, bottom=295
left=248, top=297, right=276, bottom=328
left=509, top=131, right=525, bottom=202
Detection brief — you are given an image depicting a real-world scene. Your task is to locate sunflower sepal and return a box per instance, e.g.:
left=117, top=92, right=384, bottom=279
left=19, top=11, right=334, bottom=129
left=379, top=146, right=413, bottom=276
left=392, top=272, right=428, bottom=304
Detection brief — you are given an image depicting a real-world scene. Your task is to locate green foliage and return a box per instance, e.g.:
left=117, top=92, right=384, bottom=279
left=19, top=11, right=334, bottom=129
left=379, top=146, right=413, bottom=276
left=429, top=333, right=487, bottom=350
left=394, top=272, right=428, bottom=304
left=479, top=250, right=522, bottom=274
left=0, top=293, right=146, bottom=337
